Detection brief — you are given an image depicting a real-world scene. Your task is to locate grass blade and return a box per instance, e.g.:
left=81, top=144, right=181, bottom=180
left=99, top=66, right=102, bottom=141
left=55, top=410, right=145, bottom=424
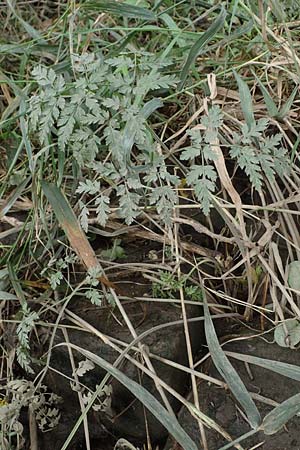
left=6, top=0, right=46, bottom=43
left=291, top=132, right=300, bottom=162
left=80, top=1, right=156, bottom=20
left=204, top=297, right=261, bottom=429
left=0, top=291, right=19, bottom=301
left=234, top=71, right=255, bottom=129
left=225, top=350, right=300, bottom=382
left=279, top=85, right=298, bottom=119
left=261, top=393, right=300, bottom=435
left=160, top=13, right=186, bottom=47
left=41, top=181, right=100, bottom=271
left=0, top=177, right=31, bottom=214
left=59, top=343, right=198, bottom=450
left=218, top=429, right=258, bottom=450
left=253, top=73, right=279, bottom=118
left=141, top=98, right=163, bottom=119
left=19, top=97, right=34, bottom=174
left=7, top=263, right=26, bottom=307
left=179, top=6, right=226, bottom=90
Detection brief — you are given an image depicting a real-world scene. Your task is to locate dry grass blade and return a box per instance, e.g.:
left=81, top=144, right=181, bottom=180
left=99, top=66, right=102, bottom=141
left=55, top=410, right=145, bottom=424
left=41, top=181, right=99, bottom=271
left=41, top=182, right=115, bottom=287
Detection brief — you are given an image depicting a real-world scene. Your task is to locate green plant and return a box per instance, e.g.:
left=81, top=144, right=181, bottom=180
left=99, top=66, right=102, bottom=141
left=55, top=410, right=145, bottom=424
left=15, top=303, right=39, bottom=374
left=180, top=105, right=289, bottom=214
left=2, top=1, right=300, bottom=449
left=0, top=380, right=61, bottom=450
left=230, top=118, right=289, bottom=191
left=152, top=270, right=203, bottom=301
left=29, top=55, right=289, bottom=225
left=100, top=238, right=126, bottom=261
left=28, top=52, right=179, bottom=226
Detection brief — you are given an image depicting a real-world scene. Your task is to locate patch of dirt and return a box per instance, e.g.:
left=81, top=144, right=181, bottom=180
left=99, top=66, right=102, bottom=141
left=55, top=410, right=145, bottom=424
left=35, top=277, right=205, bottom=450
left=165, top=330, right=300, bottom=450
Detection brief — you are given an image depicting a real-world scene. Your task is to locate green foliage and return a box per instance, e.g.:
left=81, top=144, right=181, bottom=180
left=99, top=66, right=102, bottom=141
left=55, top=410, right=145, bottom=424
left=152, top=270, right=203, bottom=301
left=179, top=6, right=226, bottom=89
left=29, top=59, right=290, bottom=222
left=28, top=52, right=178, bottom=226
left=0, top=379, right=61, bottom=448
left=180, top=105, right=289, bottom=214
left=274, top=318, right=300, bottom=349
left=180, top=106, right=220, bottom=215
left=42, top=255, right=78, bottom=290
left=16, top=303, right=39, bottom=374
left=230, top=119, right=289, bottom=191
left=28, top=51, right=289, bottom=224
left=100, top=238, right=126, bottom=261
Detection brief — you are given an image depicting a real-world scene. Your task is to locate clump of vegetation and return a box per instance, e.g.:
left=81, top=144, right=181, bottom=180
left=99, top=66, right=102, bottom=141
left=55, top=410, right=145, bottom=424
left=28, top=52, right=179, bottom=226
left=0, top=380, right=61, bottom=449
left=1, top=0, right=300, bottom=449
left=152, top=270, right=203, bottom=301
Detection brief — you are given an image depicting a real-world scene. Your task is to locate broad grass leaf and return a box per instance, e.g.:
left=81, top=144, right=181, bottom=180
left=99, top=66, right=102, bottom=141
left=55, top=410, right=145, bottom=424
left=0, top=177, right=30, bottom=217
left=254, top=73, right=279, bottom=118
left=261, top=393, right=300, bottom=435
left=114, top=439, right=137, bottom=450
left=179, top=6, right=226, bottom=90
left=288, top=261, right=300, bottom=291
left=0, top=43, right=29, bottom=53
left=81, top=0, right=156, bottom=20
left=204, top=298, right=261, bottom=428
left=141, top=98, right=163, bottom=119
left=279, top=85, right=298, bottom=119
left=125, top=0, right=149, bottom=7
left=0, top=291, right=18, bottom=301
left=41, top=181, right=100, bottom=271
left=274, top=319, right=300, bottom=348
left=234, top=71, right=255, bottom=129
left=225, top=350, right=300, bottom=382
left=59, top=343, right=198, bottom=450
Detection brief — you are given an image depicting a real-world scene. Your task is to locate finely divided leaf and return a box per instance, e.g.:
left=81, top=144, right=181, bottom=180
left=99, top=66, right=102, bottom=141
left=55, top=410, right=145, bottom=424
left=186, top=165, right=217, bottom=215
left=96, top=195, right=110, bottom=227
